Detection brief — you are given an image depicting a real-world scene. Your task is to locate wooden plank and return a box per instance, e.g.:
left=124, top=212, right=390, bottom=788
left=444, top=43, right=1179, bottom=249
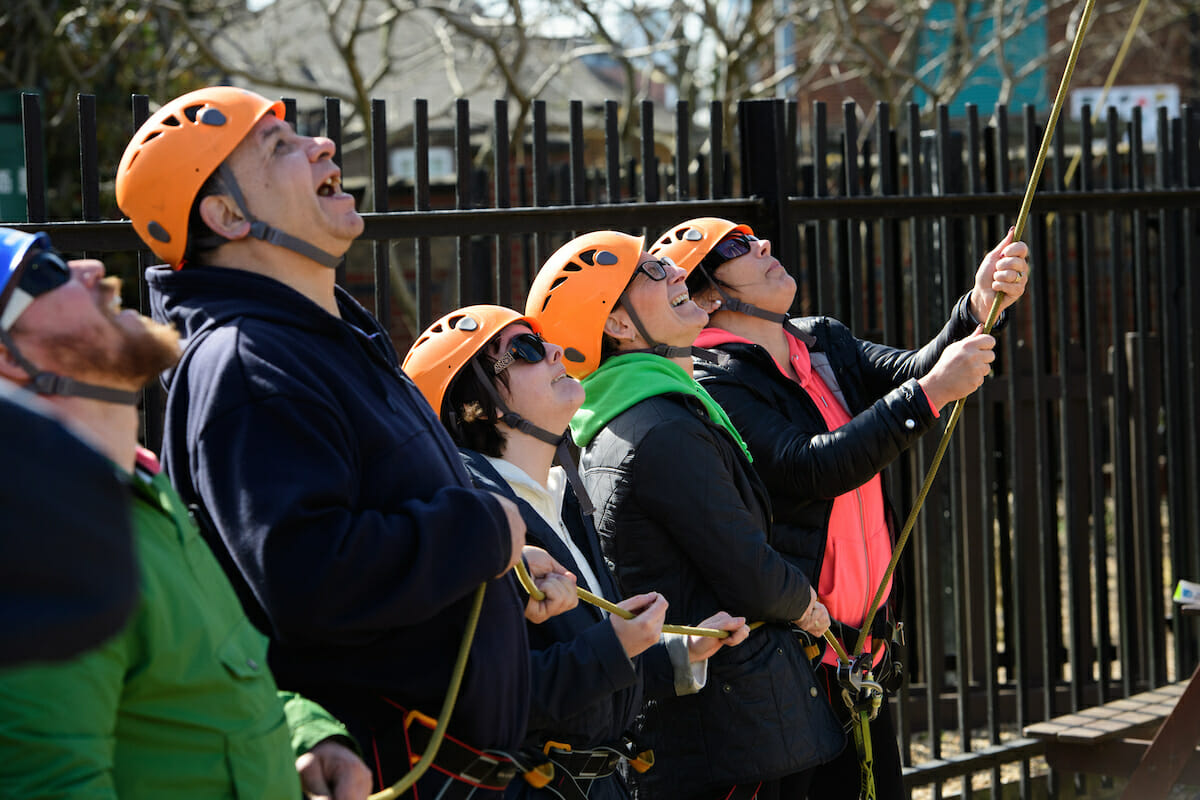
left=1024, top=679, right=1192, bottom=745
left=1121, top=663, right=1200, bottom=799
left=1045, top=737, right=1200, bottom=783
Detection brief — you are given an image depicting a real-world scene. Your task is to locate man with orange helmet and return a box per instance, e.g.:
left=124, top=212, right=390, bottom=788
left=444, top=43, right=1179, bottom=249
left=525, top=232, right=845, bottom=800
left=403, top=304, right=750, bottom=800
left=116, top=87, right=543, bottom=798
left=651, top=217, right=1028, bottom=800
left=0, top=227, right=370, bottom=799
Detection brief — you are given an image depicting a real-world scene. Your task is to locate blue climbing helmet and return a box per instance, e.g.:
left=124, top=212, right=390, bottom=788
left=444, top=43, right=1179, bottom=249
left=0, top=227, right=139, bottom=405
left=0, top=228, right=66, bottom=331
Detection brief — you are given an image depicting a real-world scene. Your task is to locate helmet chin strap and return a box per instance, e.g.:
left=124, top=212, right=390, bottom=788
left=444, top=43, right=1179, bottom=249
left=0, top=330, right=140, bottom=406
left=216, top=165, right=343, bottom=269
left=619, top=298, right=719, bottom=364
left=467, top=359, right=595, bottom=516
left=694, top=264, right=815, bottom=346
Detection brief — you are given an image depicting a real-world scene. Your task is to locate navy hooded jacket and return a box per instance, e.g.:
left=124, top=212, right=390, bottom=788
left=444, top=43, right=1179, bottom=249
left=146, top=264, right=529, bottom=779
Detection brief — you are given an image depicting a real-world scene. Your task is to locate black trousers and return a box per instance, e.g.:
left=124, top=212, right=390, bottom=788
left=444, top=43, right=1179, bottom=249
left=804, top=663, right=904, bottom=800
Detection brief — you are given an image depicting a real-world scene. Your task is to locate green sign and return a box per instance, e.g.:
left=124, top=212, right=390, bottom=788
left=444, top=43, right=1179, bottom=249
left=0, top=90, right=29, bottom=222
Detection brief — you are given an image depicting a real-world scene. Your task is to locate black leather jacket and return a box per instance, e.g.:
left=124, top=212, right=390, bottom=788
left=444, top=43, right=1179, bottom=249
left=580, top=390, right=844, bottom=797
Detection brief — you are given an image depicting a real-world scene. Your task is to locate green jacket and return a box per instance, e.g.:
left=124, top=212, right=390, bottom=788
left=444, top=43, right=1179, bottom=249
left=0, top=462, right=350, bottom=799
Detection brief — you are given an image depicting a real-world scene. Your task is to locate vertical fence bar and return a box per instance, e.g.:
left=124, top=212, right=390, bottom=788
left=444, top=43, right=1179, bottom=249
left=710, top=101, right=725, bottom=200
left=77, top=95, right=99, bottom=226
left=282, top=98, right=297, bottom=129
left=532, top=100, right=550, bottom=267
left=494, top=100, right=513, bottom=308
left=413, top=99, right=432, bottom=331
left=641, top=100, right=657, bottom=203
left=675, top=100, right=689, bottom=201
left=20, top=93, right=45, bottom=223
left=842, top=102, right=862, bottom=333
left=1157, top=108, right=1185, bottom=680
left=1077, top=106, right=1111, bottom=706
left=812, top=102, right=830, bottom=315
left=369, top=99, right=391, bottom=332
left=604, top=100, right=621, bottom=205
left=454, top=99, right=472, bottom=306
left=569, top=100, right=586, bottom=210
left=1021, top=106, right=1057, bottom=755
left=1129, top=109, right=1166, bottom=689
left=964, top=101, right=1000, bottom=800
left=877, top=103, right=899, bottom=344
left=1051, top=105, right=1086, bottom=723
left=1106, top=107, right=1135, bottom=699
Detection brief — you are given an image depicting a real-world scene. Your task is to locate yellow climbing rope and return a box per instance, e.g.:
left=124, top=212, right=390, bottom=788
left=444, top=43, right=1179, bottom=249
left=515, top=560, right=730, bottom=638
left=367, top=584, right=487, bottom=800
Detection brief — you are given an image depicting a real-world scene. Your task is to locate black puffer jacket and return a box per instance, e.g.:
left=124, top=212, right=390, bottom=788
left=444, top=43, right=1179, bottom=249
left=693, top=293, right=989, bottom=593
left=580, top=392, right=844, bottom=798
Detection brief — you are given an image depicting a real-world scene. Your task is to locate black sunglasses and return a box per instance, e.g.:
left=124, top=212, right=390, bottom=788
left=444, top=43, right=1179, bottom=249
left=1, top=248, right=71, bottom=330
left=709, top=233, right=759, bottom=263
left=633, top=255, right=678, bottom=283
left=493, top=332, right=547, bottom=374
left=19, top=249, right=72, bottom=298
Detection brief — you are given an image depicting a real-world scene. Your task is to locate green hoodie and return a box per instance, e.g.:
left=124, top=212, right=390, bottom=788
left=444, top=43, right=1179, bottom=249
left=571, top=353, right=752, bottom=462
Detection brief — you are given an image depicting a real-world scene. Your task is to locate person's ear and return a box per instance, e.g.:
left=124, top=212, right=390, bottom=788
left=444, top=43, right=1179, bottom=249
left=603, top=307, right=635, bottom=343
left=198, top=194, right=252, bottom=241
left=694, top=290, right=722, bottom=314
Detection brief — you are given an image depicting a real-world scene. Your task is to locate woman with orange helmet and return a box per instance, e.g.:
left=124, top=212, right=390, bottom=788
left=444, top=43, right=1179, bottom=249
left=403, top=304, right=749, bottom=800
left=525, top=232, right=844, bottom=800
left=652, top=217, right=1028, bottom=800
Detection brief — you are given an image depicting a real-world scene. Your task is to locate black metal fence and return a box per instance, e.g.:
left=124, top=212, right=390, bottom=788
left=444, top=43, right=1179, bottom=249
left=10, top=91, right=1200, bottom=798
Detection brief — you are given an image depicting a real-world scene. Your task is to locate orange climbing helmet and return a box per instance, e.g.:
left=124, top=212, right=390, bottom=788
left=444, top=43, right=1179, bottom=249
left=524, top=231, right=645, bottom=379
left=649, top=217, right=754, bottom=275
left=403, top=304, right=542, bottom=418
left=116, top=87, right=286, bottom=268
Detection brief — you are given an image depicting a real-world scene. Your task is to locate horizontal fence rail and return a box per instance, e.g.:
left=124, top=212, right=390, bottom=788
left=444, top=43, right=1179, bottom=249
left=10, top=90, right=1200, bottom=799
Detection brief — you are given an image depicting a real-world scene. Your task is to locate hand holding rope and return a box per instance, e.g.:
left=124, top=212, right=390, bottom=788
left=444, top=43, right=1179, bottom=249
left=514, top=560, right=734, bottom=638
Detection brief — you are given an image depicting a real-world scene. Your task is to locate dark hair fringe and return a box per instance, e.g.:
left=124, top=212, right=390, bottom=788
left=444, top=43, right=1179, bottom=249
left=439, top=350, right=510, bottom=457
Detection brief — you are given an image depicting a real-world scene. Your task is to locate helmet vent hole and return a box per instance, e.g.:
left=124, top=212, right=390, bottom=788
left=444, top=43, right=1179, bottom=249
left=140, top=133, right=160, bottom=145
left=578, top=249, right=596, bottom=266
left=564, top=347, right=585, bottom=363
left=549, top=277, right=568, bottom=291
left=181, top=104, right=205, bottom=123
left=562, top=263, right=581, bottom=273
left=160, top=115, right=181, bottom=128
left=147, top=221, right=171, bottom=243
left=198, top=108, right=227, bottom=127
